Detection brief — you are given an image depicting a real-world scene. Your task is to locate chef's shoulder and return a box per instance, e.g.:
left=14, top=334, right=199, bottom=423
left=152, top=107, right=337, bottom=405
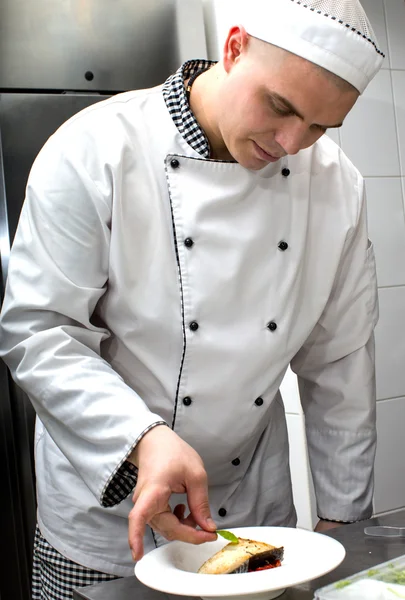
left=56, top=84, right=163, bottom=138
left=306, top=133, right=365, bottom=219
left=28, top=85, right=164, bottom=193
left=52, top=84, right=161, bottom=146
left=312, top=133, right=363, bottom=193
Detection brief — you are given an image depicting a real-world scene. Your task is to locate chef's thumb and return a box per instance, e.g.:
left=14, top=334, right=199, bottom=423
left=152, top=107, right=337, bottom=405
left=187, top=480, right=217, bottom=533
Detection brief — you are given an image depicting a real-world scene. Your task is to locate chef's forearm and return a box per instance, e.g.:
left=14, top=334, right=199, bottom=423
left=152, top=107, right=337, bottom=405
left=297, top=337, right=377, bottom=522
left=306, top=423, right=376, bottom=522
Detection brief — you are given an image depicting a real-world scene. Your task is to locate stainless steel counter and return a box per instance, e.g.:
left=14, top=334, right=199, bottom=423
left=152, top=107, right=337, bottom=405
left=73, top=510, right=405, bottom=600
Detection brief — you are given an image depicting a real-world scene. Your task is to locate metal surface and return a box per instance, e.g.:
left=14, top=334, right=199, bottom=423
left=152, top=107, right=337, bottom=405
left=0, top=128, right=10, bottom=291
left=364, top=526, right=405, bottom=537
left=73, top=511, right=405, bottom=600
left=0, top=108, right=31, bottom=600
left=0, top=0, right=207, bottom=92
left=0, top=336, right=30, bottom=600
left=0, top=92, right=109, bottom=600
left=0, top=93, right=109, bottom=244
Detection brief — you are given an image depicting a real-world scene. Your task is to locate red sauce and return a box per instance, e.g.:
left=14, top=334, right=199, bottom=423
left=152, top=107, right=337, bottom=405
left=250, top=560, right=282, bottom=572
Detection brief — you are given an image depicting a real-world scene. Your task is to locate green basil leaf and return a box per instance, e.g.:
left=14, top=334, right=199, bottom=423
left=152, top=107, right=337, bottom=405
left=217, top=530, right=239, bottom=544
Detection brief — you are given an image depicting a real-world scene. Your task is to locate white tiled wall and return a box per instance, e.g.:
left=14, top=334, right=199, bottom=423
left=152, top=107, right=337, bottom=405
left=284, top=413, right=318, bottom=530
left=362, top=0, right=405, bottom=517
left=374, top=287, right=405, bottom=402
left=340, top=69, right=400, bottom=177
left=374, top=398, right=405, bottom=513
left=392, top=71, right=405, bottom=174
left=202, top=0, right=405, bottom=523
left=385, top=0, right=405, bottom=69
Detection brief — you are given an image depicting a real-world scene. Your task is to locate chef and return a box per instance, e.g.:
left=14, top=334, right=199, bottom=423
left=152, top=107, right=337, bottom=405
left=0, top=0, right=384, bottom=598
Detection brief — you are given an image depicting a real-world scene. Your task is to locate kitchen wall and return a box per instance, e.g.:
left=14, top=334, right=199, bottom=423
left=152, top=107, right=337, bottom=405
left=201, top=0, right=405, bottom=527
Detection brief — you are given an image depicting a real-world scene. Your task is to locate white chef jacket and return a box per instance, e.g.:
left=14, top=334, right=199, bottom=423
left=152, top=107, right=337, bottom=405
left=0, top=83, right=378, bottom=576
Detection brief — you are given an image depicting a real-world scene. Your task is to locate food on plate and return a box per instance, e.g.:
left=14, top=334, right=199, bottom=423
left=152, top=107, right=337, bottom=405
left=198, top=536, right=284, bottom=574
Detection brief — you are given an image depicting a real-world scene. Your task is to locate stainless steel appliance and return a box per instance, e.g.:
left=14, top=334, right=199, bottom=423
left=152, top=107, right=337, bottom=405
left=0, top=3, right=207, bottom=598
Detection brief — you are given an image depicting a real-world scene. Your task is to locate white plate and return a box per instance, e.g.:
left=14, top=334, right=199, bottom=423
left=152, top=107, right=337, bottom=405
left=135, top=526, right=346, bottom=600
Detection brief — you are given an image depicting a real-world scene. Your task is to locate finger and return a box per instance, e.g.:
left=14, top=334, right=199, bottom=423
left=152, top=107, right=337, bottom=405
left=181, top=512, right=198, bottom=529
left=173, top=507, right=202, bottom=531
left=173, top=508, right=204, bottom=531
left=128, top=485, right=170, bottom=561
left=173, top=504, right=186, bottom=521
left=150, top=510, right=217, bottom=545
left=128, top=502, right=148, bottom=561
left=186, top=472, right=217, bottom=532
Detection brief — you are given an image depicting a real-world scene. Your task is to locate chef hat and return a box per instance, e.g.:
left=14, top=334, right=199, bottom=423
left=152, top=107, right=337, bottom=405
left=239, top=0, right=384, bottom=93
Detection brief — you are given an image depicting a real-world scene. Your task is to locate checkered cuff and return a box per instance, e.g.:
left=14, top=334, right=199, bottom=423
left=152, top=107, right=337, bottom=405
left=101, top=421, right=167, bottom=507
left=101, top=460, right=138, bottom=507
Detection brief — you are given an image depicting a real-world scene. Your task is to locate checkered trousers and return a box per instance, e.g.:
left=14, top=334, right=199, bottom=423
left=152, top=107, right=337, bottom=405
left=32, top=526, right=120, bottom=600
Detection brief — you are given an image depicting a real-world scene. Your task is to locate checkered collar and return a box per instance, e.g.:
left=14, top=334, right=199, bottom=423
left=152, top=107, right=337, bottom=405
left=162, top=60, right=217, bottom=158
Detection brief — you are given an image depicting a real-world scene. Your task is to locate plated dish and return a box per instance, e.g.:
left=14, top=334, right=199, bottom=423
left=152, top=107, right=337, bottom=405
left=135, top=526, right=346, bottom=600
left=198, top=535, right=284, bottom=574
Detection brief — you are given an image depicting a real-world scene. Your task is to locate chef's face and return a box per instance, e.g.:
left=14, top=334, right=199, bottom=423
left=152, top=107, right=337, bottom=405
left=214, top=28, right=359, bottom=170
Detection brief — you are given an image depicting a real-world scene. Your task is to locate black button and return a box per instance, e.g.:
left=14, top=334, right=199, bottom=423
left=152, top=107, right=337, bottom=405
left=170, top=158, right=180, bottom=169
left=278, top=241, right=288, bottom=251
left=189, top=321, right=199, bottom=331
left=255, top=397, right=264, bottom=406
left=231, top=458, right=240, bottom=466
left=184, top=238, right=194, bottom=248
left=218, top=508, right=227, bottom=517
left=183, top=396, right=192, bottom=406
left=282, top=167, right=290, bottom=177
left=267, top=321, right=277, bottom=331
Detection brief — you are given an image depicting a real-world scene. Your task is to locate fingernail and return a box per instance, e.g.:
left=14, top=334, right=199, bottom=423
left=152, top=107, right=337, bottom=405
left=132, top=551, right=137, bottom=562
left=207, top=517, right=217, bottom=530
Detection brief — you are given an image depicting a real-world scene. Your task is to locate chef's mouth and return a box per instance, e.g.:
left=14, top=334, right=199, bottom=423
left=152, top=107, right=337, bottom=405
left=253, top=142, right=284, bottom=162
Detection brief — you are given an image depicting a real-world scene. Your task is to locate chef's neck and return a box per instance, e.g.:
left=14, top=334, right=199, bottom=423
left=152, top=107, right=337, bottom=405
left=187, top=63, right=234, bottom=162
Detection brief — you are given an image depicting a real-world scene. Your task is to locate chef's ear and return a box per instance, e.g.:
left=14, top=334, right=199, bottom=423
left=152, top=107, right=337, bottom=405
left=222, top=25, right=249, bottom=73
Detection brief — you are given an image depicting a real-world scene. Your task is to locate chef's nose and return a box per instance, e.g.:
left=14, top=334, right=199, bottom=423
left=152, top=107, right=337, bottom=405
left=274, top=119, right=309, bottom=156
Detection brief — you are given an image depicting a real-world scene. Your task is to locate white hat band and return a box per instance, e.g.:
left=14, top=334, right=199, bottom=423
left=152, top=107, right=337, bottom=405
left=241, top=0, right=384, bottom=93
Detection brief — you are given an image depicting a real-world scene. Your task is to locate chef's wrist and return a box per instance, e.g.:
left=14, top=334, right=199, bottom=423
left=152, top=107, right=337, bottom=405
left=127, top=422, right=168, bottom=468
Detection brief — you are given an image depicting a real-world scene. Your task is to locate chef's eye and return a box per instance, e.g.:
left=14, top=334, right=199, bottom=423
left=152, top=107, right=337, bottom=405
left=268, top=98, right=293, bottom=117
left=273, top=105, right=294, bottom=117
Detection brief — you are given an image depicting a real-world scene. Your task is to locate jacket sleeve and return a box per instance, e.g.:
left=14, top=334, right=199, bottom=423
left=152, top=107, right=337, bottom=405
left=290, top=177, right=378, bottom=523
left=0, top=127, right=166, bottom=506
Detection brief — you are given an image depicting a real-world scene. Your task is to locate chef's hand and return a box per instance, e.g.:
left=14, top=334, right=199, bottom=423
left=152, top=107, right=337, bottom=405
left=127, top=425, right=217, bottom=561
left=315, top=519, right=346, bottom=533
